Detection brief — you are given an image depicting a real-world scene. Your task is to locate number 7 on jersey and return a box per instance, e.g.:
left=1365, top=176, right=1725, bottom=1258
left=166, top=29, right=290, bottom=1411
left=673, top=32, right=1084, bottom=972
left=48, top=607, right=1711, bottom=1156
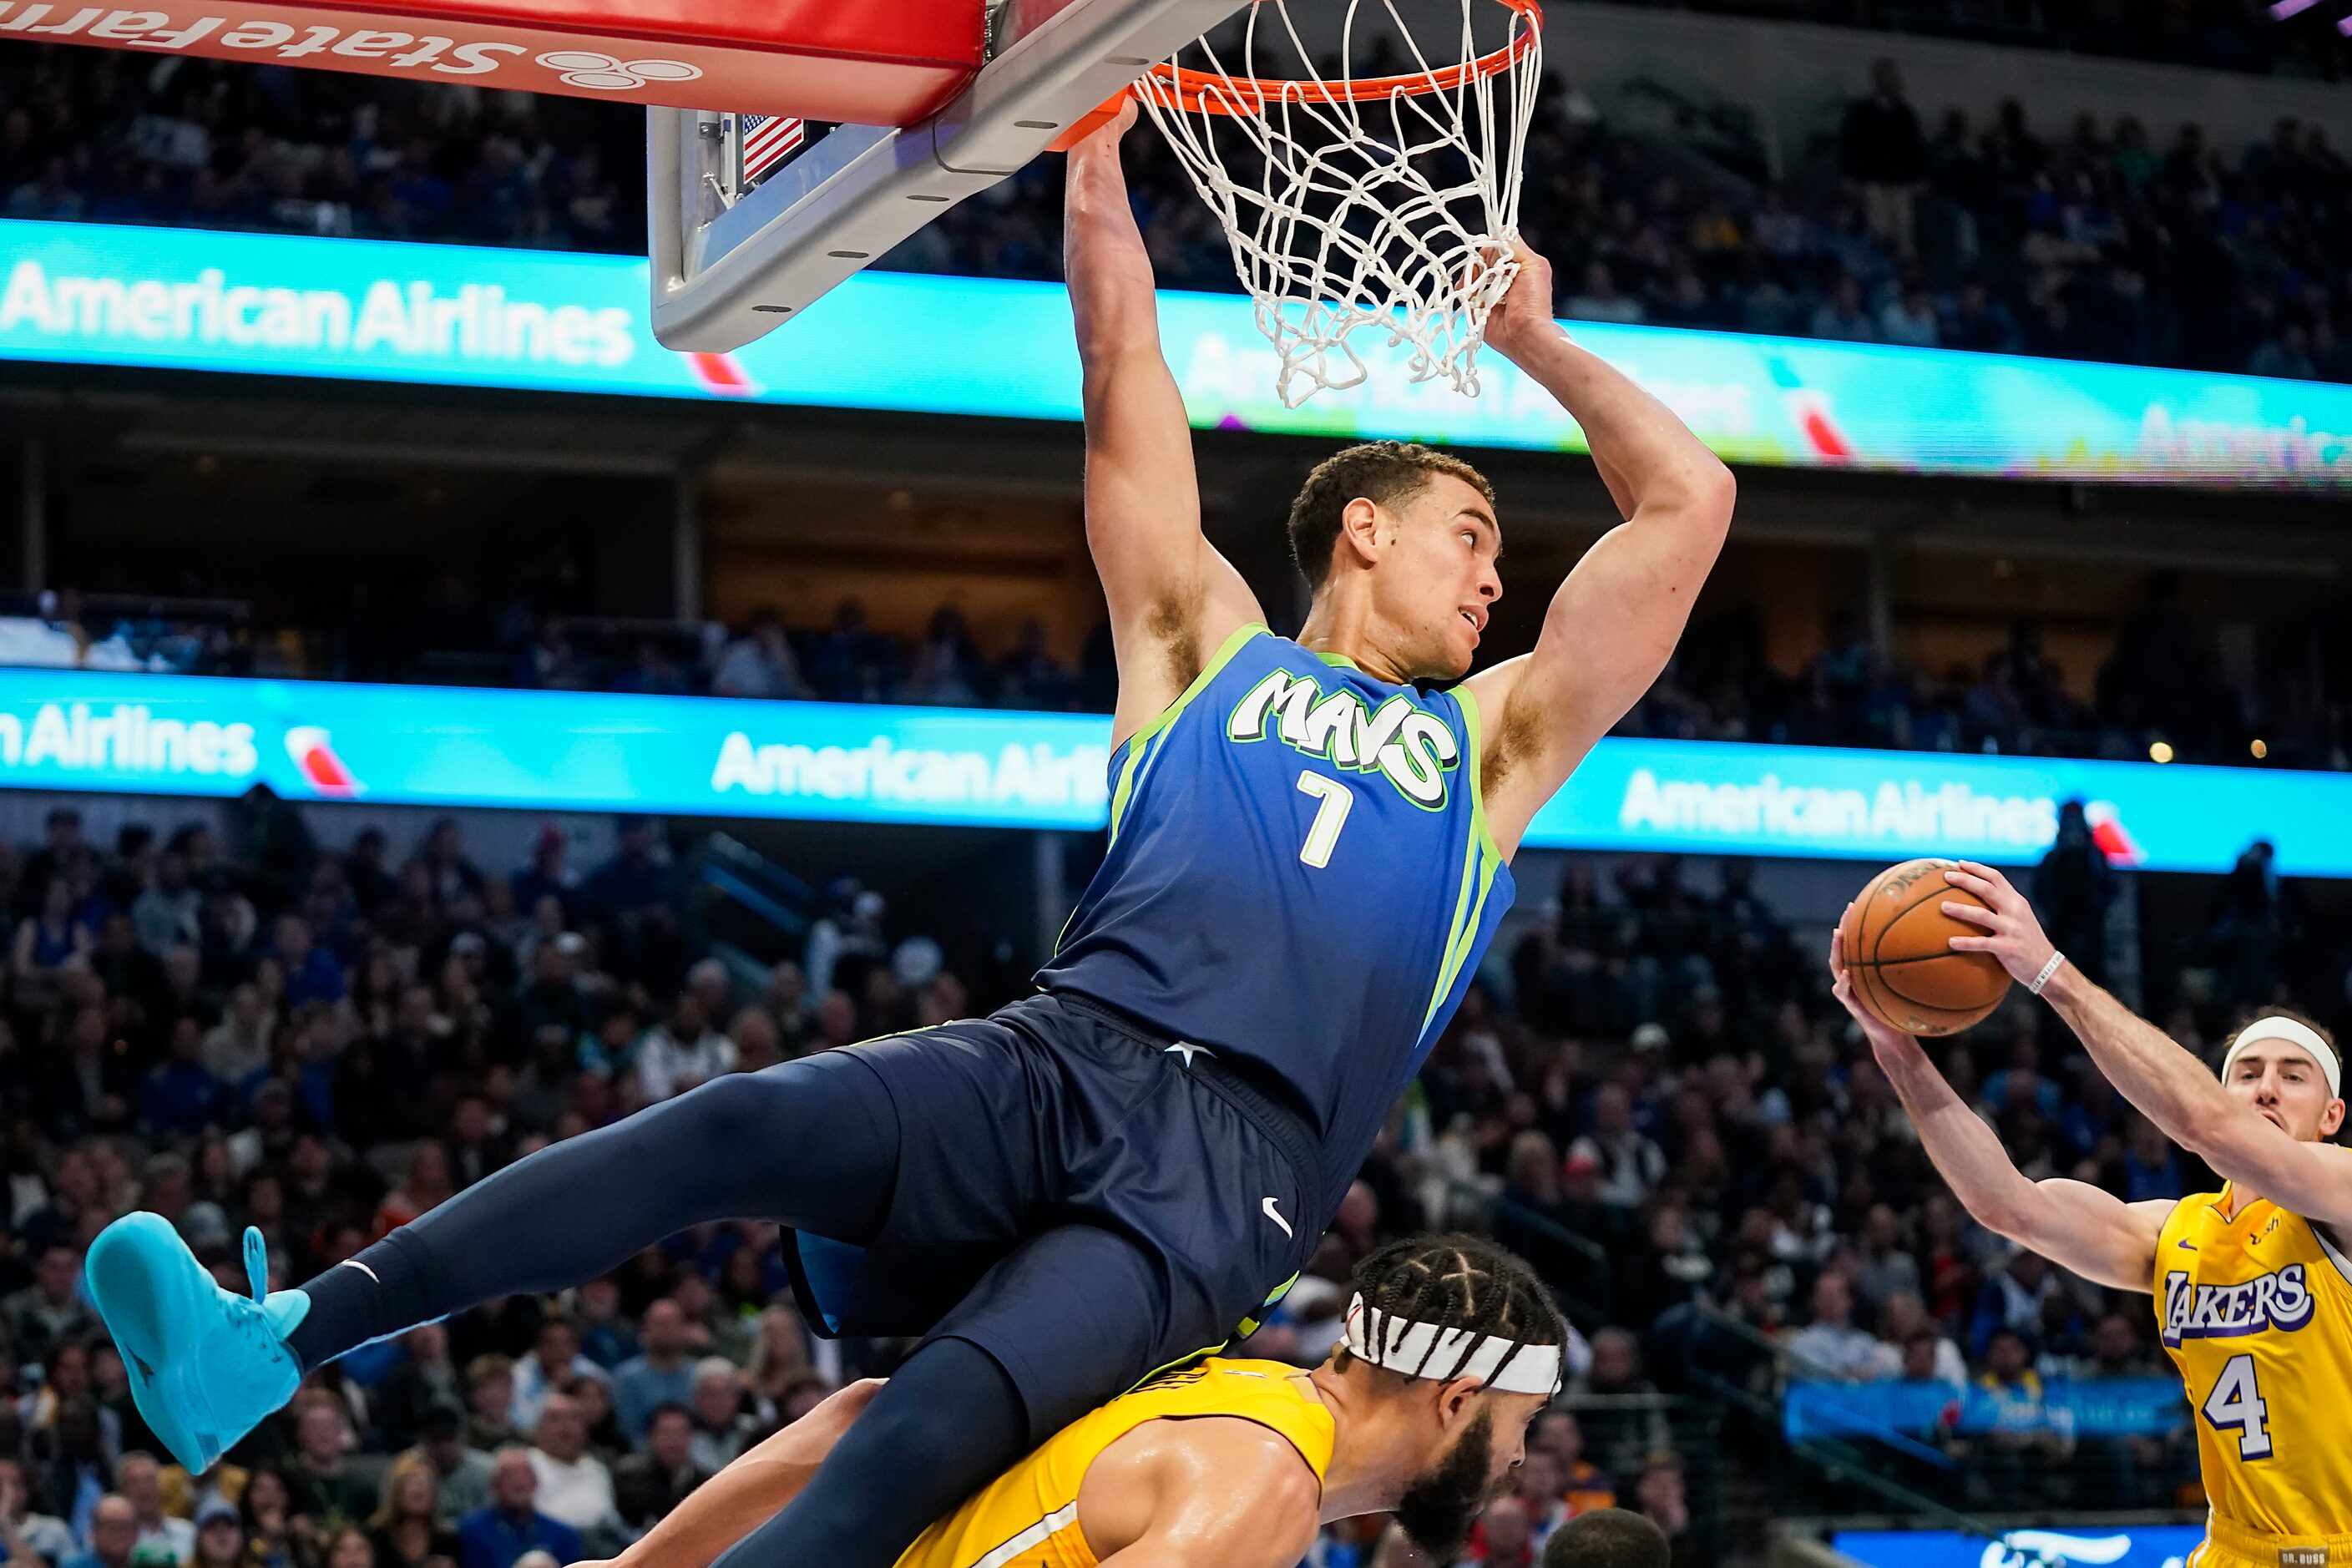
left=1295, top=771, right=1354, bottom=869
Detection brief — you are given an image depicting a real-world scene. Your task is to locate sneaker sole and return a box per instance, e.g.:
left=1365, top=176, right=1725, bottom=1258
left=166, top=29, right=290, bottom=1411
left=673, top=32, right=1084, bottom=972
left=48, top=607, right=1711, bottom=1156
left=86, top=1213, right=223, bottom=1474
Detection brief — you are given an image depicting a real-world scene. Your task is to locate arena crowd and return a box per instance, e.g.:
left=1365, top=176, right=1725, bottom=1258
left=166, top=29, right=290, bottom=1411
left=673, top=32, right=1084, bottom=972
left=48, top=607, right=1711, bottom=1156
left=0, top=776, right=2317, bottom=1565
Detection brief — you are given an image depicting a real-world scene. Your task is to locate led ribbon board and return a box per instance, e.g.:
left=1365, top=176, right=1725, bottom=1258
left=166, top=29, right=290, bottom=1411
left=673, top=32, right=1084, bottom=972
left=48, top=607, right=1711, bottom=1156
left=4, top=670, right=2352, bottom=875
left=3, top=220, right=2349, bottom=484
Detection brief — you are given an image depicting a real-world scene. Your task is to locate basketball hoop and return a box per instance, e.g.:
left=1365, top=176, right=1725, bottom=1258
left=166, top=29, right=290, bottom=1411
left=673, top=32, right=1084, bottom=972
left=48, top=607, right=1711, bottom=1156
left=1129, top=0, right=1541, bottom=407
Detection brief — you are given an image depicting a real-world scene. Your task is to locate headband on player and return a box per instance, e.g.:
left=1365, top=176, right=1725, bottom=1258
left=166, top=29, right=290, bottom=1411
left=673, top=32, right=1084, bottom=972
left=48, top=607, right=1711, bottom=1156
left=2222, top=1016, right=2342, bottom=1100
left=1341, top=1294, right=1564, bottom=1396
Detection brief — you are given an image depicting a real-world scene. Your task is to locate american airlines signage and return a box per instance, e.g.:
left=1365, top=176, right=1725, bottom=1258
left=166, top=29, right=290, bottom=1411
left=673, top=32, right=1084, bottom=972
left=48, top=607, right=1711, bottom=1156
left=0, top=670, right=2347, bottom=876
left=6, top=221, right=2352, bottom=488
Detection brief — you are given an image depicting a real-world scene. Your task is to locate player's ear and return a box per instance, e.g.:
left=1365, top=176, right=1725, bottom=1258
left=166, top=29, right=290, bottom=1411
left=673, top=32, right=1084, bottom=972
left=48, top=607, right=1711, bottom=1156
left=2323, top=1097, right=2344, bottom=1138
left=1337, top=497, right=1384, bottom=568
left=1434, top=1376, right=1485, bottom=1431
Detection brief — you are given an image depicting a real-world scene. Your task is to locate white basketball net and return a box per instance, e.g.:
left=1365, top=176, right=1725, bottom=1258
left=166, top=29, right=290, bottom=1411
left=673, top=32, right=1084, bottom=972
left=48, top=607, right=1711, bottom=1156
left=1133, top=0, right=1541, bottom=408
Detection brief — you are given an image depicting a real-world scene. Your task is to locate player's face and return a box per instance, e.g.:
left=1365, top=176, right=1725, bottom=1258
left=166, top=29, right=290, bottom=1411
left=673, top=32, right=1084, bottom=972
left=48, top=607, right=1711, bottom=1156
left=1378, top=475, right=1503, bottom=680
left=1391, top=1389, right=1547, bottom=1560
left=2223, top=1042, right=2345, bottom=1141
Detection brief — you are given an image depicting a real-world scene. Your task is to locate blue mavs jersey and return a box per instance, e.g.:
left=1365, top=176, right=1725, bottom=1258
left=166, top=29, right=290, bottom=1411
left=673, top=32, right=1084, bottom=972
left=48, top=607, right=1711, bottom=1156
left=1038, top=624, right=1516, bottom=1202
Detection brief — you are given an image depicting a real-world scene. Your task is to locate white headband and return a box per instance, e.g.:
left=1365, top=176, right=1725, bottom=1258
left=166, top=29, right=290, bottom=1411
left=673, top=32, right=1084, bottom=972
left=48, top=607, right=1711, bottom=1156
left=2223, top=1016, right=2341, bottom=1100
left=1341, top=1294, right=1563, bottom=1397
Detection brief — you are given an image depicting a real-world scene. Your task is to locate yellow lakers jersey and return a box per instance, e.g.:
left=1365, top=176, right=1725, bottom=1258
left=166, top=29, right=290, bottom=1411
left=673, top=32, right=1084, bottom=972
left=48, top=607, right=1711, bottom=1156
left=2156, top=1186, right=2352, bottom=1536
left=893, top=1358, right=1337, bottom=1568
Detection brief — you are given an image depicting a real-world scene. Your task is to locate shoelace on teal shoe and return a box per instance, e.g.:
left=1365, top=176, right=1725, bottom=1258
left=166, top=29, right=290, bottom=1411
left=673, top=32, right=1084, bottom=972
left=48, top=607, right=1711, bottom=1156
left=243, top=1225, right=269, bottom=1305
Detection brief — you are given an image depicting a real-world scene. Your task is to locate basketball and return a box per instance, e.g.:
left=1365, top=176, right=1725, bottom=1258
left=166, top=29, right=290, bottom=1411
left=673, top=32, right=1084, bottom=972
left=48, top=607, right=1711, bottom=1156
left=1839, top=859, right=2011, bottom=1036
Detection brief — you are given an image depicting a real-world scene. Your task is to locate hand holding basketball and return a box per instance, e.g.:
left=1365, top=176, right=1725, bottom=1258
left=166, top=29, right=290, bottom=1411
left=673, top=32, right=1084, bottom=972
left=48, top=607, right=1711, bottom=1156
left=1834, top=858, right=2013, bottom=1035
left=1936, top=861, right=2061, bottom=988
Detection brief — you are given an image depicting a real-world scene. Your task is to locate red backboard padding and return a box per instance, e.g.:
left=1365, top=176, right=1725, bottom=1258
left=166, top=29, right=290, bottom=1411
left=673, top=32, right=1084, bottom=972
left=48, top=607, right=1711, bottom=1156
left=13, top=0, right=988, bottom=124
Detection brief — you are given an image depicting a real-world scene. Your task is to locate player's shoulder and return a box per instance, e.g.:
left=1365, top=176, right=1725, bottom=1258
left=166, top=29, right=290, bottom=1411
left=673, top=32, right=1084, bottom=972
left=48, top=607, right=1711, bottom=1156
left=1086, top=1407, right=1323, bottom=1568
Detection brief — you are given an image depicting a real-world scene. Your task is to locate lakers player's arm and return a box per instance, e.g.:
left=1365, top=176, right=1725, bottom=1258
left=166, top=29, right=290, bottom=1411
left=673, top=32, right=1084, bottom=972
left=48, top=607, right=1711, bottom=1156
left=594, top=1381, right=882, bottom=1568
left=1079, top=1415, right=1324, bottom=1568
left=1464, top=245, right=1737, bottom=857
left=1065, top=104, right=1266, bottom=748
left=1832, top=928, right=2167, bottom=1292
left=1940, top=861, right=2352, bottom=1230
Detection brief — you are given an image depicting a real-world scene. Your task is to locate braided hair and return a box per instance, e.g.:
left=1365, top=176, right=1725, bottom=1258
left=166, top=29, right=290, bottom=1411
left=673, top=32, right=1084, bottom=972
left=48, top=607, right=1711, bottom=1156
left=1338, top=1232, right=1568, bottom=1390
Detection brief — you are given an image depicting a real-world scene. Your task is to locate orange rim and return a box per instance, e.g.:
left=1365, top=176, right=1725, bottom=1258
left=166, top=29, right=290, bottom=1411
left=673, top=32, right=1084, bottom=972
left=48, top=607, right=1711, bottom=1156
left=1136, top=0, right=1540, bottom=116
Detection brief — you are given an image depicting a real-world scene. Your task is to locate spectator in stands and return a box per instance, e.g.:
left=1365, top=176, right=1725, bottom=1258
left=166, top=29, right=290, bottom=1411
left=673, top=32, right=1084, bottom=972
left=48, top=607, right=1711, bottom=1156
left=402, top=1404, right=496, bottom=1524
left=0, top=1458, right=76, bottom=1566
left=609, top=1302, right=696, bottom=1449
left=5, top=1242, right=98, bottom=1368
left=523, top=1393, right=614, bottom=1541
left=60, top=1493, right=136, bottom=1568
left=132, top=851, right=201, bottom=957
left=1631, top=1457, right=1696, bottom=1568
left=1841, top=60, right=1927, bottom=258
left=114, top=1452, right=191, bottom=1563
left=512, top=1320, right=606, bottom=1435
left=1465, top=1494, right=1537, bottom=1568
left=711, top=609, right=812, bottom=702
left=609, top=1405, right=704, bottom=1537
left=367, top=1456, right=460, bottom=1568
left=1529, top=1411, right=1616, bottom=1515
left=1568, top=1085, right=1665, bottom=1210
left=286, top=1395, right=378, bottom=1532
left=188, top=1498, right=246, bottom=1568
left=631, top=995, right=734, bottom=1103
left=1785, top=1273, right=1895, bottom=1381
left=466, top=1358, right=523, bottom=1454
left=456, top=1450, right=580, bottom=1568
left=685, top=1361, right=755, bottom=1475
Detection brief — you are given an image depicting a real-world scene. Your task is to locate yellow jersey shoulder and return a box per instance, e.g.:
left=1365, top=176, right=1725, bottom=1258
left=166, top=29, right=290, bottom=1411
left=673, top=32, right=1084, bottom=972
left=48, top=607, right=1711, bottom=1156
left=892, top=1358, right=1333, bottom=1568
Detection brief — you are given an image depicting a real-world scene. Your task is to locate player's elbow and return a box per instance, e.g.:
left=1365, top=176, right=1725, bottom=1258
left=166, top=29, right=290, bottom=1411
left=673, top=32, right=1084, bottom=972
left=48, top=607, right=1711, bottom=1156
left=1683, top=458, right=1736, bottom=534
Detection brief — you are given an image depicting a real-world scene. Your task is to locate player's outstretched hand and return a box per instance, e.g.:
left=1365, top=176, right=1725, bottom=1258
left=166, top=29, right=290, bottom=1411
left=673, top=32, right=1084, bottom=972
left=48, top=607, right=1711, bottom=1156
left=1939, top=861, right=2059, bottom=987
left=1827, top=918, right=1925, bottom=1075
left=1480, top=241, right=1560, bottom=366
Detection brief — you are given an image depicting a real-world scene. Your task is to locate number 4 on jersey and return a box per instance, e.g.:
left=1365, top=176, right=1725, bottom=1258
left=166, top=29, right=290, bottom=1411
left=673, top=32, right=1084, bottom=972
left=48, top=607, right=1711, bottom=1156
left=2203, top=1353, right=2274, bottom=1459
left=1295, top=771, right=1354, bottom=869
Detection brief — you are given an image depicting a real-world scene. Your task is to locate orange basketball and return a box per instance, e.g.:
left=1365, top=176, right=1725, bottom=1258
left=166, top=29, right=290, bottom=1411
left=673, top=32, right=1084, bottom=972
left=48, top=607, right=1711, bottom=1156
left=1838, top=859, right=2011, bottom=1036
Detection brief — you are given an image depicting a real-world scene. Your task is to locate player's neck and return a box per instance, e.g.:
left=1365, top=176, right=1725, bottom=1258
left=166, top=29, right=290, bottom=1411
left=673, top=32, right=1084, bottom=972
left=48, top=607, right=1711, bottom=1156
left=1296, top=590, right=1411, bottom=685
left=1302, top=1367, right=1432, bottom=1522
left=2220, top=1181, right=2270, bottom=1220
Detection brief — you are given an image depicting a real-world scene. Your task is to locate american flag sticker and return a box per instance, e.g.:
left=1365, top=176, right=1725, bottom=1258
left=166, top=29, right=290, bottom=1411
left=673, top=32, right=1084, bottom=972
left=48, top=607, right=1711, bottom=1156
left=739, top=114, right=807, bottom=187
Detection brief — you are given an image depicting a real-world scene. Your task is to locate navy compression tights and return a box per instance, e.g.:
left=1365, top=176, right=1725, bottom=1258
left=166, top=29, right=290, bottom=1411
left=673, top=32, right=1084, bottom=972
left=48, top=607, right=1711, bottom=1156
left=287, top=1055, right=1029, bottom=1568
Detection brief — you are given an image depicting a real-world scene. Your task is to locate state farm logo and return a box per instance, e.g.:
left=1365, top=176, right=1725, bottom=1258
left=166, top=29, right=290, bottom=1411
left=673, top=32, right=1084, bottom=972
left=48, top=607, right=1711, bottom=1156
left=8, top=8, right=711, bottom=97
left=535, top=50, right=701, bottom=91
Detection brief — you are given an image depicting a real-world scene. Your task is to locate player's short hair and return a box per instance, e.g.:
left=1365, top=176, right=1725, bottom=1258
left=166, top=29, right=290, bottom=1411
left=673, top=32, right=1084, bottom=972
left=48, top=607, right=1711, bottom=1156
left=1334, top=1232, right=1567, bottom=1388
left=1287, top=441, right=1496, bottom=589
left=1543, top=1508, right=1671, bottom=1568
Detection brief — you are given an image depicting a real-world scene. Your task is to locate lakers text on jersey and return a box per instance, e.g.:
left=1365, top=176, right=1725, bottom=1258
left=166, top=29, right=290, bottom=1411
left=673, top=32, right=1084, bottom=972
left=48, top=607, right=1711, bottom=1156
left=2156, top=1186, right=2352, bottom=1548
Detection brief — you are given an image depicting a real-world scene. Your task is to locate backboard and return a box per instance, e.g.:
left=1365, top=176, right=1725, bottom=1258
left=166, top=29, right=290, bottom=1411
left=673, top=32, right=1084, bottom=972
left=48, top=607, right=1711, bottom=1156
left=647, top=0, right=1250, bottom=353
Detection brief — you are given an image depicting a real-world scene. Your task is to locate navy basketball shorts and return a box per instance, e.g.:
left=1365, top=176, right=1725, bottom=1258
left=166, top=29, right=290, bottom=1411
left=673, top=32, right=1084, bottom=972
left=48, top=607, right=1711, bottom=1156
left=779, top=989, right=1323, bottom=1437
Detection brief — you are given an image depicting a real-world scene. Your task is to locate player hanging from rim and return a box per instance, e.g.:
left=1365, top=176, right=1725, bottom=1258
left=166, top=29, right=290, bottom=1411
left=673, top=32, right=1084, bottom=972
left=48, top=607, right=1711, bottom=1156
left=84, top=103, right=1734, bottom=1568
left=1830, top=860, right=2352, bottom=1557
left=586, top=1236, right=1573, bottom=1568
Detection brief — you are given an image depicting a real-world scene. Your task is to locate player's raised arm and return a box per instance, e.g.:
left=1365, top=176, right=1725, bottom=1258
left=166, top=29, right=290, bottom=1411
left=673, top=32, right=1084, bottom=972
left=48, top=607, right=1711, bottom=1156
left=1065, top=104, right=1264, bottom=746
left=1830, top=928, right=2167, bottom=1292
left=1463, top=245, right=1737, bottom=856
left=1938, top=861, right=2352, bottom=1230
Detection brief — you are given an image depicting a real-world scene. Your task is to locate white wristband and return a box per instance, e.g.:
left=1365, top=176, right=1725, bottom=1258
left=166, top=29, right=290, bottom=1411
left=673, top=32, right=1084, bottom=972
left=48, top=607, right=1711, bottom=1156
left=2027, top=952, right=2066, bottom=996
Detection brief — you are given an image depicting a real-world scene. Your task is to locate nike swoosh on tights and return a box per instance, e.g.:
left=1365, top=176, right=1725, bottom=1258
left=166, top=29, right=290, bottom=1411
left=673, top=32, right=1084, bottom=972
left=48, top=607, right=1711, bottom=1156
left=335, top=1259, right=381, bottom=1283
left=1262, top=1197, right=1293, bottom=1237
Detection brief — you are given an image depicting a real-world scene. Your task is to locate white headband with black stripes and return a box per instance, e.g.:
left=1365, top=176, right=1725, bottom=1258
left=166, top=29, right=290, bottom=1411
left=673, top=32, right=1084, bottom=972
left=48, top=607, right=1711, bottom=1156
left=2223, top=1016, right=2341, bottom=1100
left=1341, top=1293, right=1563, bottom=1396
